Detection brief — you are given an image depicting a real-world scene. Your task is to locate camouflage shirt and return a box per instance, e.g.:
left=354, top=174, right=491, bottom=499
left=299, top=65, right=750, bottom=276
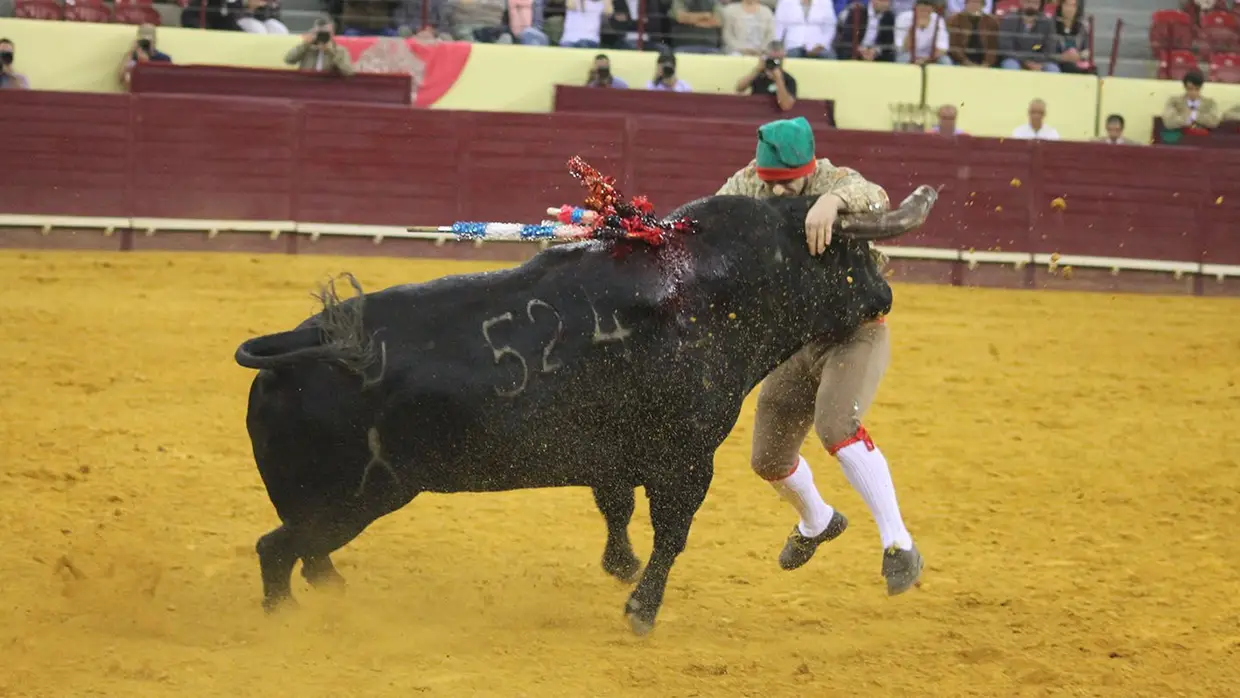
left=715, top=157, right=891, bottom=213
left=716, top=157, right=891, bottom=271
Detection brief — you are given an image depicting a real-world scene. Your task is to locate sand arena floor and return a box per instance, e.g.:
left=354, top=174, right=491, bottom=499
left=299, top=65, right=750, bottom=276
left=1, top=249, right=1238, bottom=697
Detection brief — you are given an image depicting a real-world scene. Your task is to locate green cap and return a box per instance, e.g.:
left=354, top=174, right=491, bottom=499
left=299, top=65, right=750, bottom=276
left=755, top=117, right=817, bottom=181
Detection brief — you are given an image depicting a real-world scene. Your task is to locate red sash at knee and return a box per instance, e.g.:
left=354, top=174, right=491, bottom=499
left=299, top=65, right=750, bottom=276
left=827, top=426, right=875, bottom=456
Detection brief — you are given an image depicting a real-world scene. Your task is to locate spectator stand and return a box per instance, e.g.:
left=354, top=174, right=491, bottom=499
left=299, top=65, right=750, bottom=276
left=11, top=0, right=178, bottom=24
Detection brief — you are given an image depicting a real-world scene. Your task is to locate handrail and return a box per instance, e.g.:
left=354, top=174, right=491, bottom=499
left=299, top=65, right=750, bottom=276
left=1108, top=17, right=1124, bottom=77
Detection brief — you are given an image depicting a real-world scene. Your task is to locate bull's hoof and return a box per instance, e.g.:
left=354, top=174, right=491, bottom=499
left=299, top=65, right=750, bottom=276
left=303, top=568, right=347, bottom=593
left=603, top=551, right=643, bottom=585
left=624, top=598, right=656, bottom=637
left=261, top=594, right=298, bottom=614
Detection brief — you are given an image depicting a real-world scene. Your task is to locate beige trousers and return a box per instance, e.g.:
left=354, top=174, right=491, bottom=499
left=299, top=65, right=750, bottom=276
left=750, top=321, right=891, bottom=480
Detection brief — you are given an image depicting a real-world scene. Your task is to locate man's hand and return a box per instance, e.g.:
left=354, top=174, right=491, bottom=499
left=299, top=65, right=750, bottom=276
left=1023, top=60, right=1041, bottom=71
left=858, top=46, right=877, bottom=61
left=805, top=194, right=843, bottom=256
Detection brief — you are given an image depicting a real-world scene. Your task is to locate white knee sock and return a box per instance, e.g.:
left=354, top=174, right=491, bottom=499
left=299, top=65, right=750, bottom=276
left=832, top=429, right=914, bottom=551
left=767, top=455, right=835, bottom=538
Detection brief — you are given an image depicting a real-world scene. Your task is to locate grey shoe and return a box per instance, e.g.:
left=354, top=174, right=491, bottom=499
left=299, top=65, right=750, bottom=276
left=882, top=544, right=924, bottom=595
left=778, top=511, right=849, bottom=570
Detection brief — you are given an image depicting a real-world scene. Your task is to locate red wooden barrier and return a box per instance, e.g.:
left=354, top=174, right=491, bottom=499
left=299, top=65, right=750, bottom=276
left=552, top=84, right=837, bottom=127
left=2, top=89, right=1239, bottom=267
left=130, top=63, right=413, bottom=106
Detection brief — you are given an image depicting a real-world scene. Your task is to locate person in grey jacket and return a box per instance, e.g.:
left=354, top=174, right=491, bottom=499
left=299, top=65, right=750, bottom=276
left=997, top=0, right=1059, bottom=72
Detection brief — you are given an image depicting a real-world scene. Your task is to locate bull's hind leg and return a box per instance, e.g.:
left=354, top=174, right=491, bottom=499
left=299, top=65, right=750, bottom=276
left=256, top=525, right=299, bottom=611
left=592, top=485, right=642, bottom=583
left=301, top=555, right=346, bottom=590
left=624, top=460, right=713, bottom=636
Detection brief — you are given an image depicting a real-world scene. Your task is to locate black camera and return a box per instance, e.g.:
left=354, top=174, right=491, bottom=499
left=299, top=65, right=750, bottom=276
left=0, top=51, right=12, bottom=66
left=315, top=30, right=331, bottom=44
left=596, top=65, right=611, bottom=80
left=659, top=63, right=674, bottom=79
left=765, top=57, right=781, bottom=71
left=137, top=39, right=152, bottom=52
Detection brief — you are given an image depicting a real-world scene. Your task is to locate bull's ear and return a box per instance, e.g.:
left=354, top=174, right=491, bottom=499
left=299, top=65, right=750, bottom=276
left=835, top=185, right=940, bottom=241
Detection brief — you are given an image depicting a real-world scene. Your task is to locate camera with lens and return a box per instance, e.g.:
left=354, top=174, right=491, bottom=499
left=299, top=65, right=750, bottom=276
left=137, top=39, right=152, bottom=53
left=765, top=57, right=781, bottom=71
left=315, top=30, right=331, bottom=44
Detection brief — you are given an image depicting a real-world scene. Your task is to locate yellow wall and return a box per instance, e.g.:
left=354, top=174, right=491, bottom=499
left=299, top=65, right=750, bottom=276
left=924, top=64, right=1099, bottom=140
left=436, top=44, right=922, bottom=129
left=0, top=16, right=1214, bottom=142
left=1097, top=76, right=1240, bottom=145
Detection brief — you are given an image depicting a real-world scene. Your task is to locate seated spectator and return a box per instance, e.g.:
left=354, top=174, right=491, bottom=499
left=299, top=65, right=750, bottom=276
left=444, top=0, right=511, bottom=41
left=896, top=0, right=950, bottom=65
left=1051, top=0, right=1090, bottom=73
left=603, top=0, right=664, bottom=51
left=736, top=40, right=797, bottom=110
left=722, top=0, right=775, bottom=56
left=647, top=51, right=692, bottom=90
left=1094, top=114, right=1137, bottom=144
left=284, top=17, right=356, bottom=74
left=341, top=0, right=398, bottom=35
left=670, top=0, right=723, bottom=53
left=998, top=0, right=1058, bottom=72
left=181, top=0, right=244, bottom=30
left=834, top=0, right=896, bottom=62
left=239, top=0, right=289, bottom=34
left=0, top=38, right=29, bottom=90
left=945, top=0, right=991, bottom=12
left=1011, top=98, right=1059, bottom=139
left=542, top=0, right=567, bottom=43
left=586, top=52, right=628, bottom=86
left=930, top=104, right=967, bottom=135
left=560, top=0, right=612, bottom=48
left=119, top=25, right=173, bottom=89
left=774, top=0, right=837, bottom=58
left=947, top=0, right=998, bottom=66
left=395, top=0, right=451, bottom=39
left=1161, top=70, right=1221, bottom=132
left=508, top=0, right=552, bottom=44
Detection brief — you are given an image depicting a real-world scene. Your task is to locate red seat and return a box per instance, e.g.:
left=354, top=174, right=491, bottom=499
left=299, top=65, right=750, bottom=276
left=1150, top=9, right=1198, bottom=56
left=113, top=4, right=162, bottom=24
left=1161, top=48, right=1201, bottom=80
left=993, top=0, right=1020, bottom=15
left=1202, top=10, right=1240, bottom=54
left=64, top=0, right=112, bottom=22
left=1043, top=3, right=1057, bottom=17
left=1209, top=50, right=1240, bottom=82
left=13, top=0, right=64, bottom=19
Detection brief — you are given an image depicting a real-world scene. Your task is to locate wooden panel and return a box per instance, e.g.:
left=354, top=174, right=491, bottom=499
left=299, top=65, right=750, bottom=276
left=1036, top=141, right=1202, bottom=260
left=553, top=84, right=835, bottom=127
left=297, top=103, right=461, bottom=226
left=131, top=62, right=412, bottom=106
left=1200, top=149, right=1240, bottom=265
left=129, top=95, right=297, bottom=221
left=629, top=117, right=757, bottom=210
left=461, top=112, right=628, bottom=225
left=0, top=91, right=132, bottom=217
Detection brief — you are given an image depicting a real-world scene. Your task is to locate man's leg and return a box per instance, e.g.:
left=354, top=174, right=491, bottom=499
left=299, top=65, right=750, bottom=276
left=813, top=321, right=923, bottom=595
left=751, top=347, right=849, bottom=571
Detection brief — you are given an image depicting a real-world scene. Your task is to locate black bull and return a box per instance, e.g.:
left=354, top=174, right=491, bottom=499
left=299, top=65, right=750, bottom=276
left=234, top=187, right=938, bottom=635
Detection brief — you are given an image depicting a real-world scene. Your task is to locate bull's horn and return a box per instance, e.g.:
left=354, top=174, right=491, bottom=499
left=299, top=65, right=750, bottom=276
left=834, top=184, right=940, bottom=241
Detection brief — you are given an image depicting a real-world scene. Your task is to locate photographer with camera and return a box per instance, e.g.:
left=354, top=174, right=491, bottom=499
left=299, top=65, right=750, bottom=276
left=0, top=38, right=28, bottom=90
left=585, top=53, right=628, bottom=88
left=736, top=40, right=797, bottom=111
left=646, top=52, right=691, bottom=92
left=284, top=16, right=355, bottom=75
left=119, top=25, right=173, bottom=90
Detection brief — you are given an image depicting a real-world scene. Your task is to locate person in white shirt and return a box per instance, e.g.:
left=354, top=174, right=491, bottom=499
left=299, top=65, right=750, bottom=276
left=773, top=0, right=838, bottom=58
left=895, top=0, right=950, bottom=65
left=1010, top=98, right=1061, bottom=140
left=559, top=0, right=612, bottom=47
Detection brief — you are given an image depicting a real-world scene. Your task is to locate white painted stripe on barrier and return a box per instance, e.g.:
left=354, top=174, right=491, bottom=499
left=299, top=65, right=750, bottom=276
left=130, top=218, right=296, bottom=234
left=0, top=214, right=130, bottom=231
left=876, top=245, right=960, bottom=261
left=964, top=250, right=1034, bottom=265
left=1, top=215, right=1233, bottom=279
left=1031, top=253, right=1200, bottom=274
left=1201, top=264, right=1240, bottom=279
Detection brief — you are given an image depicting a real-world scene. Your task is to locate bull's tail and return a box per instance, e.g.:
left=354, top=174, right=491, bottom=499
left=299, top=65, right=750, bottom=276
left=234, top=273, right=386, bottom=383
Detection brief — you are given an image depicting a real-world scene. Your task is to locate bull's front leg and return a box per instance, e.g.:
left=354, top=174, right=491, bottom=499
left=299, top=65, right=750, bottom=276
left=624, top=460, right=713, bottom=636
left=592, top=485, right=642, bottom=583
